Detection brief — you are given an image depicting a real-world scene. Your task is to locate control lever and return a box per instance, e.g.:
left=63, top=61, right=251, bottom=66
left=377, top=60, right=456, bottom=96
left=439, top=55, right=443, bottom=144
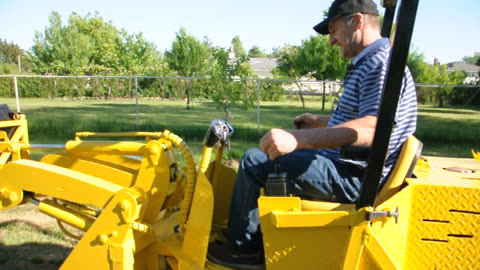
left=202, top=119, right=234, bottom=147
left=265, top=159, right=289, bottom=196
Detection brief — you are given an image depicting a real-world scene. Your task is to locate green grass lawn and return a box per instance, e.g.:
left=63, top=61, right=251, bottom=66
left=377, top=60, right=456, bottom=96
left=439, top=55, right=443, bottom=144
left=416, top=105, right=480, bottom=157
left=3, top=98, right=480, bottom=158
left=0, top=204, right=76, bottom=269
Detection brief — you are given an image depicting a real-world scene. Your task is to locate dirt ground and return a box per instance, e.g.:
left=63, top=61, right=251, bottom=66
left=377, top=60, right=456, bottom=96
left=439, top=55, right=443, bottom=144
left=0, top=204, right=75, bottom=269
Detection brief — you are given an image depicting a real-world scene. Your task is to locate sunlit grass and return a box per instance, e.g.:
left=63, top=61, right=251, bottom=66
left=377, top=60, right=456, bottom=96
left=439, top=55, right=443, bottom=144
left=3, top=98, right=479, bottom=157
left=416, top=105, right=480, bottom=144
left=0, top=204, right=76, bottom=269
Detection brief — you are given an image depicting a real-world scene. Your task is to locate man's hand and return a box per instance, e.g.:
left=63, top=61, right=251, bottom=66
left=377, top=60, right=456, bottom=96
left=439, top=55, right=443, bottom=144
left=293, top=113, right=330, bottom=129
left=259, top=128, right=298, bottom=160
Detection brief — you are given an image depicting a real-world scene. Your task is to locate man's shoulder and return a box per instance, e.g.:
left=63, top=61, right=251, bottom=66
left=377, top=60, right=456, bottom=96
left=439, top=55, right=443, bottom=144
left=353, top=38, right=390, bottom=67
left=351, top=49, right=389, bottom=79
left=362, top=46, right=390, bottom=67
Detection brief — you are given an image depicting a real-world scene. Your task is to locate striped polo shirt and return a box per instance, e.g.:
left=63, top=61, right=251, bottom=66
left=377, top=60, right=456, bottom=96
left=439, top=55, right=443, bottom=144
left=319, top=38, right=417, bottom=183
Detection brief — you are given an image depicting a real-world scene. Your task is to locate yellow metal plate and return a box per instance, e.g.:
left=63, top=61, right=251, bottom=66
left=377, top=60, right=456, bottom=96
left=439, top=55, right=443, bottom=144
left=406, top=156, right=480, bottom=269
left=414, top=156, right=480, bottom=186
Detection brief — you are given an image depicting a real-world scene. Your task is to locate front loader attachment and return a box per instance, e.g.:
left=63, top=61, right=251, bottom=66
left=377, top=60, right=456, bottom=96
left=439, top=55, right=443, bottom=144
left=0, top=111, right=239, bottom=270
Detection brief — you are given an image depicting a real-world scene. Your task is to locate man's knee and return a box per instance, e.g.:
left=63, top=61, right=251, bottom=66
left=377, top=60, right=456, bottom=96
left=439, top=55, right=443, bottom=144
left=237, top=148, right=270, bottom=185
left=241, top=148, right=266, bottom=167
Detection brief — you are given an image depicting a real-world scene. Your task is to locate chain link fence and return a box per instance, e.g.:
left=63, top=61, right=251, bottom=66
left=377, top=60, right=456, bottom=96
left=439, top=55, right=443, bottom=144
left=0, top=75, right=343, bottom=142
left=0, top=75, right=479, bottom=146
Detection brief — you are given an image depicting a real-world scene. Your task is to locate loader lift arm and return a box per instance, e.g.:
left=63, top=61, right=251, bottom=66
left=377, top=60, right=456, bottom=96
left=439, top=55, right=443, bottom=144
left=0, top=110, right=206, bottom=269
left=0, top=112, right=236, bottom=270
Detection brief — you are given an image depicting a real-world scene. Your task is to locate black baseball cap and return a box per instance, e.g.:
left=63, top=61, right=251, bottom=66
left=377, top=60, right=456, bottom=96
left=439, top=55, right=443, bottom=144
left=313, top=0, right=379, bottom=35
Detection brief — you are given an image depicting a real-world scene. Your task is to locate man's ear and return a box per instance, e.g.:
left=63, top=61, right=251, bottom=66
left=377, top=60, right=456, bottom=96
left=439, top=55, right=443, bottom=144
left=355, top=13, right=364, bottom=31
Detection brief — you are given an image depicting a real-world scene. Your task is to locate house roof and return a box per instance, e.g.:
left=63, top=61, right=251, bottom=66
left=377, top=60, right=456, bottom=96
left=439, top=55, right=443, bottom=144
left=250, top=57, right=278, bottom=78
left=446, top=62, right=480, bottom=74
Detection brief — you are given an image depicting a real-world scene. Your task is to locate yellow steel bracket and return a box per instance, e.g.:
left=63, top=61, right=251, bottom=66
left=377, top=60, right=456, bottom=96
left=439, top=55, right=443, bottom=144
left=342, top=207, right=402, bottom=270
left=145, top=140, right=162, bottom=167
left=0, top=141, right=22, bottom=160
left=362, top=224, right=401, bottom=270
left=135, top=140, right=170, bottom=224
left=0, top=114, right=31, bottom=166
left=60, top=188, right=144, bottom=269
left=0, top=186, right=23, bottom=209
left=207, top=144, right=238, bottom=229
left=151, top=142, right=216, bottom=270
left=179, top=170, right=214, bottom=270
left=472, top=149, right=480, bottom=161
left=0, top=130, right=8, bottom=141
left=155, top=171, right=214, bottom=270
left=258, top=196, right=403, bottom=270
left=175, top=146, right=214, bottom=269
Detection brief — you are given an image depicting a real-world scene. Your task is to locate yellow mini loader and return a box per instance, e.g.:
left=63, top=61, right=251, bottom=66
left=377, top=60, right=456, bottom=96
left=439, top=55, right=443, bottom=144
left=0, top=0, right=479, bottom=269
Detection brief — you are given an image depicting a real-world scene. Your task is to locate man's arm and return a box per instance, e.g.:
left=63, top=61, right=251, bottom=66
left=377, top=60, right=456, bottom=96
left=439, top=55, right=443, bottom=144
left=293, top=113, right=331, bottom=129
left=260, top=115, right=377, bottom=160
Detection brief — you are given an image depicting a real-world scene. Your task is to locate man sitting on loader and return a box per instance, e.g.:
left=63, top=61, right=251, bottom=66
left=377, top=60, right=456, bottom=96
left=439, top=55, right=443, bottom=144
left=208, top=0, right=418, bottom=269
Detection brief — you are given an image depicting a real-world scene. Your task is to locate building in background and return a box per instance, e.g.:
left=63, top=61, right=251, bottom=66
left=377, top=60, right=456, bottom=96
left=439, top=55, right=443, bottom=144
left=446, top=62, right=480, bottom=84
left=249, top=57, right=278, bottom=78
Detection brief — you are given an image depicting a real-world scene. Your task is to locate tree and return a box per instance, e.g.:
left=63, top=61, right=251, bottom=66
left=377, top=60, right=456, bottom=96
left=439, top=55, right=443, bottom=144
left=407, top=49, right=431, bottom=83
left=29, top=11, right=99, bottom=75
left=117, top=31, right=162, bottom=75
left=28, top=11, right=161, bottom=76
left=275, top=45, right=303, bottom=78
left=231, top=36, right=246, bottom=58
left=275, top=35, right=347, bottom=81
left=0, top=39, right=30, bottom=74
left=274, top=35, right=347, bottom=108
left=207, top=43, right=256, bottom=119
left=431, top=65, right=467, bottom=107
left=269, top=46, right=284, bottom=58
left=408, top=50, right=468, bottom=106
left=297, top=35, right=348, bottom=81
left=248, top=45, right=267, bottom=58
left=463, top=52, right=480, bottom=66
left=70, top=12, right=121, bottom=74
left=275, top=45, right=307, bottom=107
left=165, top=28, right=213, bottom=109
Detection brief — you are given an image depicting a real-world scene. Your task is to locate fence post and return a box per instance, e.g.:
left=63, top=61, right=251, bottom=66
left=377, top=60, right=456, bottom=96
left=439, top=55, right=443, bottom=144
left=256, top=79, right=261, bottom=134
left=322, top=81, right=326, bottom=111
left=13, top=76, right=20, bottom=112
left=135, top=76, right=140, bottom=131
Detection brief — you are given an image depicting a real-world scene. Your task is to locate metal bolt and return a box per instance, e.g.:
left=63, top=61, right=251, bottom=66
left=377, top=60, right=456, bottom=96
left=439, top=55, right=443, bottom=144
left=1, top=189, right=17, bottom=203
left=119, top=201, right=129, bottom=211
left=98, top=234, right=109, bottom=245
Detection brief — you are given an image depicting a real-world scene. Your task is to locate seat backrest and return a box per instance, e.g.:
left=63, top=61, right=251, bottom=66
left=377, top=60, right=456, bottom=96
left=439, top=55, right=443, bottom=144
left=374, top=135, right=423, bottom=206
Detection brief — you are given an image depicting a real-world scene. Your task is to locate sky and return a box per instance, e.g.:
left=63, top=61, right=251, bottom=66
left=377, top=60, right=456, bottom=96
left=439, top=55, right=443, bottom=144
left=0, top=0, right=478, bottom=64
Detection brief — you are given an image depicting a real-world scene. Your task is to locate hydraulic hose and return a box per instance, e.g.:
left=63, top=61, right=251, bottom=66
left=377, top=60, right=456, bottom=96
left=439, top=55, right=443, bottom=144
left=162, top=130, right=196, bottom=234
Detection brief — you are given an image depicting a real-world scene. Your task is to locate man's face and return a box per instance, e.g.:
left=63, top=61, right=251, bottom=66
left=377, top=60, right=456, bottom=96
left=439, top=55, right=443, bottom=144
left=328, top=15, right=359, bottom=59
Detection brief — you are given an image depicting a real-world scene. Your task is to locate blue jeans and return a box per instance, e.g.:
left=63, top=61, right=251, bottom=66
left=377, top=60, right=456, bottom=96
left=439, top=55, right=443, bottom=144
left=226, top=148, right=364, bottom=253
